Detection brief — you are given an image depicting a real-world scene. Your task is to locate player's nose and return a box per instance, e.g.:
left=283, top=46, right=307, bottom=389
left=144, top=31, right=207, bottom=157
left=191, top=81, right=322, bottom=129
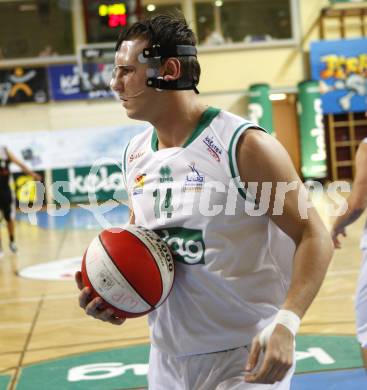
left=110, top=75, right=124, bottom=93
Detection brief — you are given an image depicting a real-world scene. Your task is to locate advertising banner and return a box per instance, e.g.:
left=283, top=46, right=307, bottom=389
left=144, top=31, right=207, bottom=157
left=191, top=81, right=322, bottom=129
left=0, top=131, right=48, bottom=171
left=78, top=45, right=115, bottom=94
left=310, top=38, right=367, bottom=114
left=0, top=124, right=147, bottom=170
left=48, top=64, right=114, bottom=101
left=248, top=83, right=274, bottom=134
left=0, top=67, right=48, bottom=105
left=51, top=164, right=126, bottom=204
left=297, top=80, right=327, bottom=179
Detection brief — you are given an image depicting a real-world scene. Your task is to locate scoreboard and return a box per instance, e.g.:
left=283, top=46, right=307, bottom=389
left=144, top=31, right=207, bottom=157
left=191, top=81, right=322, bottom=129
left=83, top=0, right=141, bottom=43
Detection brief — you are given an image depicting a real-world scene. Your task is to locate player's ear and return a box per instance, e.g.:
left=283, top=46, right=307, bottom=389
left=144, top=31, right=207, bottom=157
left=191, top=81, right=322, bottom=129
left=162, top=58, right=181, bottom=81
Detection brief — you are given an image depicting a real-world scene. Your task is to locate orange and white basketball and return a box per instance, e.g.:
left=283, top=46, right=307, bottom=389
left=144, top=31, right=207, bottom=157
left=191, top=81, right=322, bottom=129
left=81, top=225, right=174, bottom=318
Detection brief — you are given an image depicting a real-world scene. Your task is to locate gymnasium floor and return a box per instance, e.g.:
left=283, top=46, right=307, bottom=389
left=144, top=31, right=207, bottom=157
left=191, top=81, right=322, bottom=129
left=0, top=195, right=366, bottom=389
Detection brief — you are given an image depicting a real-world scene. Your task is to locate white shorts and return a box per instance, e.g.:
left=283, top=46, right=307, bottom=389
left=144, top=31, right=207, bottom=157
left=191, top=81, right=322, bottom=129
left=148, top=344, right=295, bottom=390
left=355, top=250, right=367, bottom=348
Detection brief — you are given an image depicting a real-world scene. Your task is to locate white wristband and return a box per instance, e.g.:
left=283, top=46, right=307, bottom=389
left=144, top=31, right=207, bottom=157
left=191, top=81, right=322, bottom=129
left=274, top=309, right=301, bottom=336
left=258, top=310, right=301, bottom=348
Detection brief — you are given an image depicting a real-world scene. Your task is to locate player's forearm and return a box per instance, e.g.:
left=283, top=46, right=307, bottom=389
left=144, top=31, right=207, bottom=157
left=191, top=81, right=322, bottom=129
left=333, top=208, right=364, bottom=232
left=281, top=228, right=333, bottom=319
left=16, top=162, right=34, bottom=176
left=333, top=197, right=365, bottom=231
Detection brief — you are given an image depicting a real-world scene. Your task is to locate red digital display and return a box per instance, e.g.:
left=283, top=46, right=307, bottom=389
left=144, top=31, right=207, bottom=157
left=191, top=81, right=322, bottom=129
left=99, top=3, right=127, bottom=27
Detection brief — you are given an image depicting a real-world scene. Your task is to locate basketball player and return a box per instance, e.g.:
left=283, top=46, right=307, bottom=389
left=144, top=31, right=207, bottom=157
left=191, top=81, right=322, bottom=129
left=0, top=145, right=41, bottom=257
left=76, top=14, right=333, bottom=389
left=331, top=137, right=367, bottom=368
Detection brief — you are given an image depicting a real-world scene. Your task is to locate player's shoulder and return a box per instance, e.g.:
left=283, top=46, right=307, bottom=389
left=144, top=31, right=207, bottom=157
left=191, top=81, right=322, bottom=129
left=129, top=126, right=153, bottom=149
left=122, top=126, right=153, bottom=171
left=356, top=138, right=367, bottom=161
left=213, top=109, right=246, bottom=129
left=210, top=109, right=266, bottom=151
left=238, top=128, right=281, bottom=158
left=357, top=138, right=367, bottom=152
left=123, top=126, right=153, bottom=156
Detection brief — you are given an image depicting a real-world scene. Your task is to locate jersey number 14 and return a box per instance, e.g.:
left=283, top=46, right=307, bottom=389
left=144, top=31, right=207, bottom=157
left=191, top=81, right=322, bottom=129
left=153, top=188, right=173, bottom=218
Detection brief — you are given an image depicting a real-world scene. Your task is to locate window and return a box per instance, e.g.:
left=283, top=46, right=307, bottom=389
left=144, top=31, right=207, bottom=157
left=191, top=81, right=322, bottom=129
left=83, top=0, right=296, bottom=48
left=142, top=2, right=182, bottom=18
left=196, top=0, right=293, bottom=46
left=0, top=0, right=73, bottom=59
left=84, top=0, right=140, bottom=43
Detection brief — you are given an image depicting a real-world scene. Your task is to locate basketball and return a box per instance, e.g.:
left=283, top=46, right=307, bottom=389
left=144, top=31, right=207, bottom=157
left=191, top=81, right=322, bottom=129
left=81, top=225, right=174, bottom=318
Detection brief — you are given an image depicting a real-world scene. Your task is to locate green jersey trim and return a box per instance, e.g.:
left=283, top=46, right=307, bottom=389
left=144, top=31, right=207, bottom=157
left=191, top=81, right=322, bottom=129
left=123, top=141, right=130, bottom=178
left=182, top=107, right=221, bottom=148
left=228, top=123, right=268, bottom=202
left=151, top=107, right=221, bottom=152
left=228, top=124, right=248, bottom=200
left=151, top=129, right=158, bottom=152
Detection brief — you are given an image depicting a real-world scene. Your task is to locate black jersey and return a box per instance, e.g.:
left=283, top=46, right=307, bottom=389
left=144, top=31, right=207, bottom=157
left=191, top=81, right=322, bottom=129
left=0, top=146, right=11, bottom=192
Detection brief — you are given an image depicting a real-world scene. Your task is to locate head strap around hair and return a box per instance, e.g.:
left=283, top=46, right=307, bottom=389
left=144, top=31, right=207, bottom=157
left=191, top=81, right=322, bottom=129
left=143, top=44, right=197, bottom=59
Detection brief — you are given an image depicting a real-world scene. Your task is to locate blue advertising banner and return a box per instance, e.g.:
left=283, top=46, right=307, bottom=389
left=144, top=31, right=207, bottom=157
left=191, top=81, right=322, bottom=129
left=310, top=38, right=367, bottom=114
left=48, top=64, right=114, bottom=101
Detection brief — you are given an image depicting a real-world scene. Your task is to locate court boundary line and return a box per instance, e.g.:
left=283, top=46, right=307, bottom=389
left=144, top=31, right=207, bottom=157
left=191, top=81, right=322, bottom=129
left=8, top=295, right=44, bottom=390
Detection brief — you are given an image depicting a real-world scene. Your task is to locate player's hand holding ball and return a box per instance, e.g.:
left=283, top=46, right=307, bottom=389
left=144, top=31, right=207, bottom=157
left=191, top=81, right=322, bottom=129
left=76, top=225, right=175, bottom=325
left=76, top=271, right=126, bottom=325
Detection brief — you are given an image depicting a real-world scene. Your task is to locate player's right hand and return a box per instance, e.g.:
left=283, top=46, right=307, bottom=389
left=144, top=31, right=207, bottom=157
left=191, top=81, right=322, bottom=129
left=331, top=226, right=346, bottom=249
left=75, top=271, right=126, bottom=326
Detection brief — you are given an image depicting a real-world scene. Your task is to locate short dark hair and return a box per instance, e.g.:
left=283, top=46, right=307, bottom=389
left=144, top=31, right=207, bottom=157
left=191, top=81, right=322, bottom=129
left=116, top=14, right=201, bottom=87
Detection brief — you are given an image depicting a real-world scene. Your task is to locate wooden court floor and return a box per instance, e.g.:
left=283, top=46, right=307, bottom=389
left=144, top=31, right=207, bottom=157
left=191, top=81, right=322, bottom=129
left=0, top=194, right=366, bottom=388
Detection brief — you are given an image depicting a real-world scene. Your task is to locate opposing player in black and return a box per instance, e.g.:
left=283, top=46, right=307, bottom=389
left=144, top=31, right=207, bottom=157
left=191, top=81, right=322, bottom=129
left=0, top=146, right=41, bottom=257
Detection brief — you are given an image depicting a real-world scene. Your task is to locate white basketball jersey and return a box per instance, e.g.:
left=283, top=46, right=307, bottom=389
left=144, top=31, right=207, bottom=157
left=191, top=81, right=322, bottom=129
left=122, top=107, right=295, bottom=356
left=361, top=137, right=367, bottom=250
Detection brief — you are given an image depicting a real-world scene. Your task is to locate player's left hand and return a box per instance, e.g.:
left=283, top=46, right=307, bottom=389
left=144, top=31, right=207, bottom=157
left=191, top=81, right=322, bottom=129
left=244, top=324, right=294, bottom=384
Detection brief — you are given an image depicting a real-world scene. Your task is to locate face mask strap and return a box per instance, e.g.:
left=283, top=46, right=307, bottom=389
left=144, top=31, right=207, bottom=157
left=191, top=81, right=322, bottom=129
left=141, top=44, right=199, bottom=93
left=146, top=77, right=199, bottom=94
left=142, top=44, right=197, bottom=60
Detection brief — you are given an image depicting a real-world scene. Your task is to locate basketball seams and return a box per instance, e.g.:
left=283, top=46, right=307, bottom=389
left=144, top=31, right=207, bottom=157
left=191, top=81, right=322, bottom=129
left=97, top=234, right=154, bottom=309
left=123, top=230, right=163, bottom=305
left=122, top=225, right=174, bottom=308
left=83, top=226, right=174, bottom=317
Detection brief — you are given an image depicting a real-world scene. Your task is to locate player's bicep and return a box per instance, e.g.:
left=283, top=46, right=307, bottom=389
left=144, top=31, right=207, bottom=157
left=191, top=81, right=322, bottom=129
left=237, top=130, right=319, bottom=244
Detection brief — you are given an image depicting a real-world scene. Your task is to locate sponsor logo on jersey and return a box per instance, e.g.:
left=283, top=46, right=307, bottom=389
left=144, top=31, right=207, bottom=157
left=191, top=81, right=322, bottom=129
left=203, top=135, right=222, bottom=162
left=129, top=150, right=145, bottom=163
left=154, top=227, right=205, bottom=265
left=183, top=163, right=205, bottom=192
left=133, top=173, right=146, bottom=195
left=159, top=166, right=173, bottom=183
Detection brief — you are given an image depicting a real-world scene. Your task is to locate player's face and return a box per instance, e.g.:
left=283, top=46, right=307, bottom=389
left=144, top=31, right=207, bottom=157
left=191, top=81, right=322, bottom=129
left=110, top=39, right=158, bottom=120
